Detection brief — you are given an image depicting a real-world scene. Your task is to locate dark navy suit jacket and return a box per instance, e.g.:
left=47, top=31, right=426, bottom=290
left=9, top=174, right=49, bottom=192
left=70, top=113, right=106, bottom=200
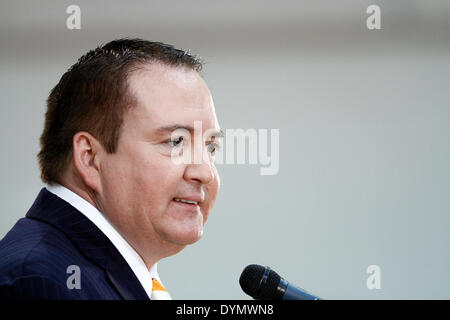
left=0, top=188, right=150, bottom=300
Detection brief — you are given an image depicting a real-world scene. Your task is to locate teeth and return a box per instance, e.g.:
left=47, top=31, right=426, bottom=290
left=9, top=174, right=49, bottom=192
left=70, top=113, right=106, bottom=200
left=174, top=198, right=198, bottom=205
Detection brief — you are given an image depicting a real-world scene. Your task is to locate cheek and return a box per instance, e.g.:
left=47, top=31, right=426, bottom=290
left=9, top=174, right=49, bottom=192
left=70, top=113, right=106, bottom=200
left=133, top=156, right=187, bottom=205
left=100, top=154, right=130, bottom=195
left=102, top=149, right=183, bottom=204
left=121, top=145, right=175, bottom=184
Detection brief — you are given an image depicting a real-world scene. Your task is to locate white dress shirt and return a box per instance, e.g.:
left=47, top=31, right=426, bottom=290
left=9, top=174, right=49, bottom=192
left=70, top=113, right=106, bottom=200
left=46, top=183, right=170, bottom=299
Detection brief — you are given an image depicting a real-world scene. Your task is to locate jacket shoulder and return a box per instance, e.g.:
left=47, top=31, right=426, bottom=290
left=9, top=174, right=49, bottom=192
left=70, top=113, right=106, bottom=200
left=0, top=217, right=109, bottom=299
left=0, top=217, right=84, bottom=283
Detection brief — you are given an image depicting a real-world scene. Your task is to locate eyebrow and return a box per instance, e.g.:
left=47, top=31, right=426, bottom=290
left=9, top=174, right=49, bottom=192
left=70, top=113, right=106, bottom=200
left=154, top=124, right=224, bottom=138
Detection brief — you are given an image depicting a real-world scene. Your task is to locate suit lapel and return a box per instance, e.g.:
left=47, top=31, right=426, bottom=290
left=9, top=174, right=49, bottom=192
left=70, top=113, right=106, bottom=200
left=26, top=188, right=149, bottom=300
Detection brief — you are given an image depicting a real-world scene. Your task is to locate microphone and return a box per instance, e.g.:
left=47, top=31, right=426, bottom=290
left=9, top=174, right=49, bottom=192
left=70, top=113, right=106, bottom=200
left=239, top=264, right=322, bottom=300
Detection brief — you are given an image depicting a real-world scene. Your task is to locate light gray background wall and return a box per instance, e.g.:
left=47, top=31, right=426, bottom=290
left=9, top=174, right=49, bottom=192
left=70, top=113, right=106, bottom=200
left=0, top=0, right=449, bottom=299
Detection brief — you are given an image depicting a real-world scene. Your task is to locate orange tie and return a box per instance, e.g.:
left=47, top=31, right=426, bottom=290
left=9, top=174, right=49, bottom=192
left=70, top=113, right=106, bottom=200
left=151, top=278, right=172, bottom=300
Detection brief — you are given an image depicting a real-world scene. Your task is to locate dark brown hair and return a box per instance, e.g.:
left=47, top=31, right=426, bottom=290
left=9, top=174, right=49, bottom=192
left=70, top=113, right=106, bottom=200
left=38, top=38, right=203, bottom=184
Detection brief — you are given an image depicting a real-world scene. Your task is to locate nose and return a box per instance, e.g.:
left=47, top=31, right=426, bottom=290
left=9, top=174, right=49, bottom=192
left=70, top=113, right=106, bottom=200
left=183, top=147, right=216, bottom=185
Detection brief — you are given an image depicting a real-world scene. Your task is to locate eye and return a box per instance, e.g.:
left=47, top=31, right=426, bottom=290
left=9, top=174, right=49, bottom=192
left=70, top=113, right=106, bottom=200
left=206, top=141, right=220, bottom=155
left=168, top=136, right=184, bottom=147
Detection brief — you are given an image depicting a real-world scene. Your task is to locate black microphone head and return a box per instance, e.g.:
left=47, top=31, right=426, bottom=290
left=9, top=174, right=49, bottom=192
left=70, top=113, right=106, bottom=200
left=239, top=264, right=281, bottom=299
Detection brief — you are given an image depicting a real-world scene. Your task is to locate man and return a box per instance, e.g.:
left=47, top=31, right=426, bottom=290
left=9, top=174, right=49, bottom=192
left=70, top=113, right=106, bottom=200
left=0, top=39, right=221, bottom=299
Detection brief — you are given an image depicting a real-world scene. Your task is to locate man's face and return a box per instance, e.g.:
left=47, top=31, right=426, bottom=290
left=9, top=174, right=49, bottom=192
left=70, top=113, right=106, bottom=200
left=96, top=64, right=221, bottom=259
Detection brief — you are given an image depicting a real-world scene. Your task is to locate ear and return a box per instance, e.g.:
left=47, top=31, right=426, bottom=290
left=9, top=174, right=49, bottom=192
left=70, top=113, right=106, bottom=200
left=72, top=131, right=102, bottom=193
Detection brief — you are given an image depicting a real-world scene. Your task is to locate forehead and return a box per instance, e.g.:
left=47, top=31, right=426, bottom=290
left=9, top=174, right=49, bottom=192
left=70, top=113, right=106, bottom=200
left=125, top=63, right=218, bottom=131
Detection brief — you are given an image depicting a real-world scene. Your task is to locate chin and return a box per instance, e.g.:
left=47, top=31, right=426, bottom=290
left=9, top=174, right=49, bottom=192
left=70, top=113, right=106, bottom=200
left=167, top=227, right=204, bottom=246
